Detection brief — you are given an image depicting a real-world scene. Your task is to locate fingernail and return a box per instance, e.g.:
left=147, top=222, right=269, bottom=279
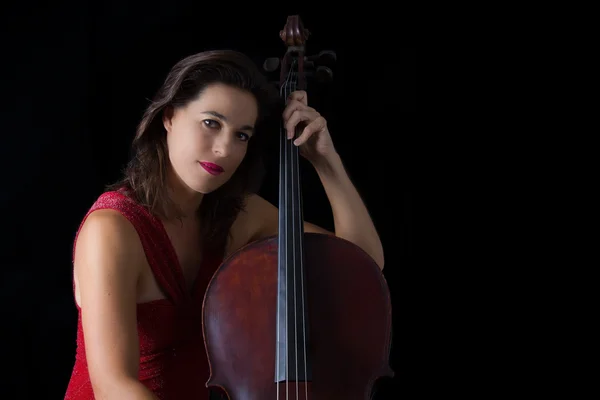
left=293, top=139, right=300, bottom=146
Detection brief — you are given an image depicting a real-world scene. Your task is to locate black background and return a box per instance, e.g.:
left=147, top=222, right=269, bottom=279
left=1, top=3, right=414, bottom=399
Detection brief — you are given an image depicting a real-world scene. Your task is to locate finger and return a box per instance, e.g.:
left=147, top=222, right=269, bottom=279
left=282, top=99, right=307, bottom=122
left=294, top=116, right=327, bottom=146
left=285, top=109, right=314, bottom=139
left=288, top=90, right=307, bottom=106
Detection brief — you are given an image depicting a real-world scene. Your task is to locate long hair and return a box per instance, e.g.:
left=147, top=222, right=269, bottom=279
left=108, top=49, right=279, bottom=254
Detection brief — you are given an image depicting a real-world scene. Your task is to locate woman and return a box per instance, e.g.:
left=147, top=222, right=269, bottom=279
left=64, top=49, right=384, bottom=399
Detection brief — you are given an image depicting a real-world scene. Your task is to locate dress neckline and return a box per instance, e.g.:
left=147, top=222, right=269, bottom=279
left=115, top=188, right=209, bottom=302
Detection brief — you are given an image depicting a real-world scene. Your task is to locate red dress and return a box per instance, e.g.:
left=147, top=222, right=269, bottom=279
left=64, top=190, right=223, bottom=399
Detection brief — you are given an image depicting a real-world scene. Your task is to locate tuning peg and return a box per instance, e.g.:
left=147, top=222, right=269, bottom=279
left=318, top=50, right=336, bottom=64
left=263, top=57, right=280, bottom=72
left=307, top=50, right=337, bottom=65
left=315, top=66, right=333, bottom=83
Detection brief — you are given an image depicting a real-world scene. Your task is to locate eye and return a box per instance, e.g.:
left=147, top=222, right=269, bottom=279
left=202, top=119, right=220, bottom=129
left=237, top=132, right=250, bottom=142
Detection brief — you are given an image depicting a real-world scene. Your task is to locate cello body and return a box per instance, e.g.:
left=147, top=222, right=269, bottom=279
left=203, top=234, right=393, bottom=399
left=202, top=15, right=394, bottom=399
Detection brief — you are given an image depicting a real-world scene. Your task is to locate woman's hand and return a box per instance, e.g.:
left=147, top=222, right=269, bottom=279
left=282, top=90, right=337, bottom=164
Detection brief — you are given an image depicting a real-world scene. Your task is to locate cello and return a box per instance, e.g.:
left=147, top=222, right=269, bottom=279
left=202, top=15, right=394, bottom=399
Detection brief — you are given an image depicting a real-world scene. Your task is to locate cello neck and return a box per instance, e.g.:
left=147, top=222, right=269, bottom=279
left=276, top=15, right=312, bottom=383
left=278, top=54, right=305, bottom=257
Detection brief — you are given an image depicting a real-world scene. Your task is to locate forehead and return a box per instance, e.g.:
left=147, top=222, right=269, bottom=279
left=186, top=83, right=258, bottom=124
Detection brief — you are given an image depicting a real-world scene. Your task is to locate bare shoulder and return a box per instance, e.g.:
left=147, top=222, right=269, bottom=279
left=243, top=193, right=334, bottom=237
left=77, top=208, right=139, bottom=240
left=226, top=193, right=278, bottom=256
left=74, top=209, right=145, bottom=306
left=226, top=192, right=333, bottom=257
left=75, top=209, right=144, bottom=267
left=242, top=193, right=279, bottom=237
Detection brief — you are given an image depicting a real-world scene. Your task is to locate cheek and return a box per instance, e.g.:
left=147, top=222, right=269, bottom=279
left=233, top=146, right=248, bottom=165
left=168, top=128, right=206, bottom=157
left=166, top=133, right=186, bottom=159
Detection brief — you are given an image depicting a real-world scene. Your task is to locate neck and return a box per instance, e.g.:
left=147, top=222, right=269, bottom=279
left=166, top=167, right=204, bottom=220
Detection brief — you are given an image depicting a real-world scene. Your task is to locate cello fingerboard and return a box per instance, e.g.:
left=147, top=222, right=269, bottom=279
left=276, top=53, right=313, bottom=384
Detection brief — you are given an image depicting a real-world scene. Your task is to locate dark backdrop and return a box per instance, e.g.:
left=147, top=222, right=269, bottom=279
left=1, top=3, right=414, bottom=399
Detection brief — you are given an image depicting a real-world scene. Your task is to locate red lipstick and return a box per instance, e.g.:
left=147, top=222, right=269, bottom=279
left=199, top=161, right=224, bottom=175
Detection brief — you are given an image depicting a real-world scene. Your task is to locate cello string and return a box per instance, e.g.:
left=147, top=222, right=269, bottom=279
left=288, top=73, right=293, bottom=400
left=278, top=60, right=292, bottom=400
left=283, top=62, right=295, bottom=399
left=294, top=66, right=308, bottom=399
left=290, top=70, right=300, bottom=400
left=287, top=63, right=300, bottom=399
left=288, top=68, right=297, bottom=400
left=277, top=70, right=283, bottom=400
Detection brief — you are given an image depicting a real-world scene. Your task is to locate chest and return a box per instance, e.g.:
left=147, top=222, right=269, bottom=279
left=162, top=220, right=204, bottom=291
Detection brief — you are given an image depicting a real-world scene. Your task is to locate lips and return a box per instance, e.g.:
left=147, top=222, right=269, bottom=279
left=199, top=161, right=224, bottom=175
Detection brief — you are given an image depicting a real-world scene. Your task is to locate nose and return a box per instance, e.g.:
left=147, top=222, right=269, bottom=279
left=212, top=132, right=234, bottom=157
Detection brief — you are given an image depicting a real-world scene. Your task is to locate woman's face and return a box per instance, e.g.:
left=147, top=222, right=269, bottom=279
left=163, top=83, right=258, bottom=196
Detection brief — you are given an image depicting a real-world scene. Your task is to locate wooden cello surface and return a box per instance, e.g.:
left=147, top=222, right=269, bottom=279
left=202, top=15, right=394, bottom=400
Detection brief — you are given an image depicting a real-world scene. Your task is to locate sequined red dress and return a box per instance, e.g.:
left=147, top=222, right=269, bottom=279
left=64, top=190, right=222, bottom=399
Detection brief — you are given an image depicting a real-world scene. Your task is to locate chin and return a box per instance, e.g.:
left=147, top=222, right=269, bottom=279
left=187, top=184, right=218, bottom=195
left=185, top=179, right=225, bottom=195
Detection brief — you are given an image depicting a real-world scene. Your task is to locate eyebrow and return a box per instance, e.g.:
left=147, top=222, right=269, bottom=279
left=201, top=111, right=254, bottom=132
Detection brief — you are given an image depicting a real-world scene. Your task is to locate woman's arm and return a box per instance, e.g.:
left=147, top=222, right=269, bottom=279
left=243, top=89, right=385, bottom=270
left=311, top=152, right=385, bottom=269
left=74, top=209, right=159, bottom=399
left=244, top=171, right=384, bottom=270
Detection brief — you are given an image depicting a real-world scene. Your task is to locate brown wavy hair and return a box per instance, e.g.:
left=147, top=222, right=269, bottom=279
left=107, top=49, right=279, bottom=255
